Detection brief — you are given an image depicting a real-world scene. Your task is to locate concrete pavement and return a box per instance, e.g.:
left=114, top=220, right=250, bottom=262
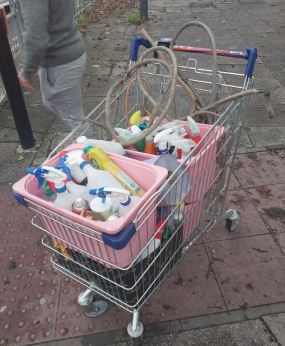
left=0, top=0, right=285, bottom=345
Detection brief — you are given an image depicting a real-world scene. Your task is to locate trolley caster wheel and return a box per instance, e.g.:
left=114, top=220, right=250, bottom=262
left=127, top=321, right=144, bottom=338
left=226, top=212, right=240, bottom=232
left=84, top=300, right=109, bottom=318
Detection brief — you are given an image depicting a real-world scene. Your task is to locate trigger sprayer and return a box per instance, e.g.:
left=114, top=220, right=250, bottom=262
left=41, top=166, right=74, bottom=210
left=27, top=166, right=55, bottom=197
left=89, top=187, right=130, bottom=221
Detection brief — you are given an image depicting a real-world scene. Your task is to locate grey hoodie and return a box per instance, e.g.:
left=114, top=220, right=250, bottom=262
left=20, top=0, right=85, bottom=78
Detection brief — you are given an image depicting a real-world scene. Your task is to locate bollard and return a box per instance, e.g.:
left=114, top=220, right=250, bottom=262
left=139, top=0, right=148, bottom=21
left=0, top=7, right=35, bottom=150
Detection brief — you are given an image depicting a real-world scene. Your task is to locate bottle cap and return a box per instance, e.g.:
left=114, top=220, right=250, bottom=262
left=107, top=214, right=119, bottom=221
left=76, top=136, right=87, bottom=144
left=83, top=145, right=93, bottom=154
left=90, top=196, right=112, bottom=214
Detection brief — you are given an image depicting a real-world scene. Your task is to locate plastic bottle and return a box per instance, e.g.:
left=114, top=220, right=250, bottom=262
left=89, top=187, right=130, bottom=221
left=138, top=232, right=161, bottom=261
left=66, top=149, right=124, bottom=190
left=153, top=129, right=191, bottom=206
left=170, top=138, right=196, bottom=159
left=129, top=110, right=142, bottom=126
left=186, top=116, right=202, bottom=144
left=42, top=166, right=75, bottom=211
left=115, top=128, right=136, bottom=140
left=63, top=153, right=87, bottom=185
left=144, top=133, right=156, bottom=155
left=118, top=195, right=141, bottom=216
left=80, top=160, right=124, bottom=190
left=84, top=146, right=145, bottom=197
left=56, top=156, right=91, bottom=201
left=76, top=136, right=126, bottom=156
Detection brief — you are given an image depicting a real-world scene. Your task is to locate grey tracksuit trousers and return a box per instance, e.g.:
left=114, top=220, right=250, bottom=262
left=38, top=53, right=86, bottom=131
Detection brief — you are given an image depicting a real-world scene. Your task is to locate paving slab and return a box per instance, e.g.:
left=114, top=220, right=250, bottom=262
left=0, top=268, right=60, bottom=346
left=205, top=235, right=285, bottom=310
left=233, top=151, right=285, bottom=188
left=247, top=127, right=285, bottom=148
left=275, top=233, right=285, bottom=255
left=141, top=244, right=226, bottom=324
left=53, top=244, right=225, bottom=340
left=0, top=185, right=50, bottom=274
left=203, top=189, right=269, bottom=243
left=247, top=183, right=285, bottom=235
left=0, top=143, right=36, bottom=183
left=131, top=319, right=278, bottom=346
left=54, top=277, right=129, bottom=340
left=263, top=313, right=285, bottom=346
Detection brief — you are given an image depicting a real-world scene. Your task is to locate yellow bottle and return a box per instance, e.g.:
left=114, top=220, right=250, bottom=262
left=84, top=146, right=145, bottom=197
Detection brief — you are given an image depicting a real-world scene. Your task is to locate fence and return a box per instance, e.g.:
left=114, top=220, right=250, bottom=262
left=0, top=0, right=96, bottom=103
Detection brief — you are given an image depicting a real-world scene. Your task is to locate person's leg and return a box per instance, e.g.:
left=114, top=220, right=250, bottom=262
left=39, top=53, right=88, bottom=131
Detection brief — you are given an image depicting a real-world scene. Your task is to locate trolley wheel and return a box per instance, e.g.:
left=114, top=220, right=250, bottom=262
left=226, top=213, right=240, bottom=232
left=84, top=300, right=109, bottom=318
left=127, top=321, right=144, bottom=338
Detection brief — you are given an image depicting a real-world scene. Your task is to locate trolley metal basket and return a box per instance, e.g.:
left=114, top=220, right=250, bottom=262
left=13, top=36, right=257, bottom=338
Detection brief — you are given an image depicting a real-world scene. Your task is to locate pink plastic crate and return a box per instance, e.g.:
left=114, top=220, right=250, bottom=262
left=13, top=144, right=168, bottom=268
left=126, top=123, right=225, bottom=241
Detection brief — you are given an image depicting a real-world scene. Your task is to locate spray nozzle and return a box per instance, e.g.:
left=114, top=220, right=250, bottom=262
left=187, top=116, right=201, bottom=137
left=27, top=167, right=48, bottom=188
left=41, top=166, right=67, bottom=186
left=56, top=155, right=72, bottom=181
left=89, top=187, right=130, bottom=202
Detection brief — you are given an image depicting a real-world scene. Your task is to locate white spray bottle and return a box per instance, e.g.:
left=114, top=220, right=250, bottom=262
left=41, top=166, right=74, bottom=211
left=65, top=151, right=124, bottom=191
left=153, top=129, right=191, bottom=206
left=76, top=136, right=126, bottom=156
left=89, top=187, right=130, bottom=221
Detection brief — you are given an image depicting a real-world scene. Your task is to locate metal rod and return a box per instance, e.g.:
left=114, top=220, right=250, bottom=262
left=132, top=309, right=140, bottom=331
left=139, top=0, right=148, bottom=21
left=0, top=7, right=35, bottom=149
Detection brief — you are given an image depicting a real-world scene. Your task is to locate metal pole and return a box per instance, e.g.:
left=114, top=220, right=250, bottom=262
left=0, top=7, right=35, bottom=149
left=139, top=0, right=148, bottom=21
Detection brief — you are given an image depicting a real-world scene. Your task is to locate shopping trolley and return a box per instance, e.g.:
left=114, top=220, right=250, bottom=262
left=13, top=33, right=257, bottom=337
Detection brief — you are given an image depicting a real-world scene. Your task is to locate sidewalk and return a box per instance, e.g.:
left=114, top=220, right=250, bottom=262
left=0, top=0, right=285, bottom=345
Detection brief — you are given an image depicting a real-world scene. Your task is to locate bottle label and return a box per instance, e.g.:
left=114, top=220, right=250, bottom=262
left=117, top=172, right=142, bottom=195
left=89, top=158, right=99, bottom=169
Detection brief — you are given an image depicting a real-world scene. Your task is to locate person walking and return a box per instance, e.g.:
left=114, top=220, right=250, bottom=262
left=19, top=0, right=87, bottom=131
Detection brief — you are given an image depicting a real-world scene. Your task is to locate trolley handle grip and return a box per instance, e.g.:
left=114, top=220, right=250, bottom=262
left=129, top=35, right=152, bottom=63
left=128, top=35, right=257, bottom=77
left=173, top=45, right=257, bottom=78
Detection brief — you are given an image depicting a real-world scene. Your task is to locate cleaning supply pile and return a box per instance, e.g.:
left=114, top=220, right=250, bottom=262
left=27, top=144, right=145, bottom=222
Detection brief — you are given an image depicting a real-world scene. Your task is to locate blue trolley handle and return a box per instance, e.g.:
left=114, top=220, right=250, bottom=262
left=128, top=35, right=257, bottom=78
left=129, top=35, right=152, bottom=63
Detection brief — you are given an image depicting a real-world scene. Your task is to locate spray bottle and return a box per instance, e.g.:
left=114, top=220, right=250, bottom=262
left=56, top=156, right=91, bottom=201
left=65, top=150, right=124, bottom=191
left=76, top=136, right=126, bottom=156
left=144, top=133, right=156, bottom=155
left=63, top=150, right=87, bottom=185
left=27, top=167, right=55, bottom=198
left=89, top=187, right=130, bottom=221
left=129, top=110, right=142, bottom=126
left=29, top=166, right=73, bottom=210
left=186, top=116, right=202, bottom=144
left=154, top=129, right=191, bottom=206
left=84, top=146, right=145, bottom=197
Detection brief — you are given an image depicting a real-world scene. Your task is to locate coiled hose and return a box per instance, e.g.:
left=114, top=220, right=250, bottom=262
left=73, top=22, right=270, bottom=147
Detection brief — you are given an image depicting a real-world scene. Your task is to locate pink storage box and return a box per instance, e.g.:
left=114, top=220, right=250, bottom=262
left=13, top=144, right=168, bottom=269
left=126, top=123, right=225, bottom=241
